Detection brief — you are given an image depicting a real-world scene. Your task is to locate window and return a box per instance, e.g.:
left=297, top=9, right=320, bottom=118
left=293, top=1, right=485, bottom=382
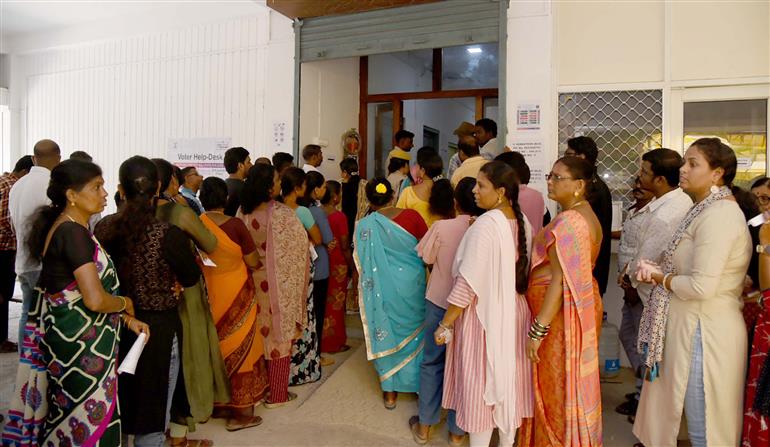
left=441, top=43, right=499, bottom=91
left=558, top=90, right=663, bottom=205
left=683, top=99, right=767, bottom=186
left=368, top=50, right=433, bottom=95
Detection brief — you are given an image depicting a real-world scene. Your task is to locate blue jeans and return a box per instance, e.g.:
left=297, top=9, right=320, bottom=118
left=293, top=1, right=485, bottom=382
left=419, top=301, right=463, bottom=436
left=684, top=323, right=706, bottom=447
left=129, top=335, right=180, bottom=447
left=17, top=270, right=40, bottom=353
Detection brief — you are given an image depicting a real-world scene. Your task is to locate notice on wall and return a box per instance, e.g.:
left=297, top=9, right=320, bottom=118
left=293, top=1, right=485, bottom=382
left=168, top=137, right=232, bottom=179
left=272, top=121, right=289, bottom=150
left=511, top=138, right=547, bottom=186
left=516, top=103, right=541, bottom=131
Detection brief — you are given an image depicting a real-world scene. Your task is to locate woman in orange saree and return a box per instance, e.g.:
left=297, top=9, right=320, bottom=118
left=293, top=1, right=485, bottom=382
left=520, top=157, right=603, bottom=447
left=199, top=177, right=268, bottom=431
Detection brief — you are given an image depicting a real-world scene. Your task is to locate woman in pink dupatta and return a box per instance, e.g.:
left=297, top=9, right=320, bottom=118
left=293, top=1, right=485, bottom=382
left=520, top=157, right=603, bottom=447
left=436, top=162, right=533, bottom=447
left=236, top=164, right=309, bottom=408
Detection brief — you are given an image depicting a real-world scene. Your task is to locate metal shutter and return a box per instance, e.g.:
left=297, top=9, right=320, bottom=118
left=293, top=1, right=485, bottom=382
left=298, top=0, right=502, bottom=62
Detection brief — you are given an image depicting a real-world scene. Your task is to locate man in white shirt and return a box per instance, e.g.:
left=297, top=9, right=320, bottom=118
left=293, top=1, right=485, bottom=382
left=616, top=148, right=692, bottom=418
left=447, top=119, right=500, bottom=179
left=302, top=144, right=323, bottom=173
left=9, top=139, right=61, bottom=348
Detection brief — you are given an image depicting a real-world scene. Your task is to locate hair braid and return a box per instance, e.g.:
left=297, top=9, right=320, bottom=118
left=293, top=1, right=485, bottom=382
left=511, top=200, right=529, bottom=294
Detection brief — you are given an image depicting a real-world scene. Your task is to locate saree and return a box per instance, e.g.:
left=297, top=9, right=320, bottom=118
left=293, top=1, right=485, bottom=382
left=354, top=212, right=425, bottom=392
left=321, top=211, right=349, bottom=353
left=2, top=236, right=121, bottom=447
left=156, top=202, right=230, bottom=425
left=238, top=201, right=309, bottom=357
left=519, top=210, right=603, bottom=447
left=199, top=215, right=268, bottom=409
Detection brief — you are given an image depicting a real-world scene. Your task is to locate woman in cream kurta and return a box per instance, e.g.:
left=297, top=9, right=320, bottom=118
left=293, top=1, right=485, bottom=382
left=633, top=198, right=751, bottom=446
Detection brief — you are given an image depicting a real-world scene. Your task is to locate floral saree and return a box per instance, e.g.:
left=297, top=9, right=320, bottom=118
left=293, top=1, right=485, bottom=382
left=354, top=212, right=425, bottom=392
left=2, top=236, right=121, bottom=447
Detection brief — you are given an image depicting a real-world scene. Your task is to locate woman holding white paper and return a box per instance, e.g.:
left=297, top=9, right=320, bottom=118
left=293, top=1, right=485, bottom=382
left=2, top=159, right=149, bottom=447
left=95, top=156, right=204, bottom=447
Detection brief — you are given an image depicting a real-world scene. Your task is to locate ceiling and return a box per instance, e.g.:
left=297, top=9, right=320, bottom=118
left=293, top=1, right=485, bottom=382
left=266, top=0, right=441, bottom=19
left=0, top=0, right=266, bottom=37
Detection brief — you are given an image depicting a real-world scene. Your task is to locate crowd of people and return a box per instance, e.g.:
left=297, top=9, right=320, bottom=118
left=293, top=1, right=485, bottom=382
left=0, top=118, right=768, bottom=447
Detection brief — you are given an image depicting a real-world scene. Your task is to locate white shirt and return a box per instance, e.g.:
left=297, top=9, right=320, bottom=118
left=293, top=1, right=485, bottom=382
left=9, top=166, right=51, bottom=274
left=302, top=164, right=320, bottom=173
left=480, top=137, right=502, bottom=158
left=618, top=205, right=649, bottom=274
left=629, top=188, right=693, bottom=304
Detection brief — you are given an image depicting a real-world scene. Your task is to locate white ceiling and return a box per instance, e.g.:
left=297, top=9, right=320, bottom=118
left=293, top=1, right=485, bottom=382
left=0, top=0, right=265, bottom=38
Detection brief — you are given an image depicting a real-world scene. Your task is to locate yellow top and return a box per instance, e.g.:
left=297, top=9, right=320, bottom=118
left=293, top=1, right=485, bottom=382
left=389, top=147, right=411, bottom=161
left=451, top=156, right=489, bottom=187
left=396, top=186, right=439, bottom=227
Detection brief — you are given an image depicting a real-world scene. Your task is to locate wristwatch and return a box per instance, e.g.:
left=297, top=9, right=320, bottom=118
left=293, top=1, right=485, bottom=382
left=756, top=244, right=770, bottom=255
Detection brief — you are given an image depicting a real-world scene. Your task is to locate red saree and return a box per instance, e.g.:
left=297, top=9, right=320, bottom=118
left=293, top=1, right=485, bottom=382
left=321, top=210, right=349, bottom=353
left=520, top=210, right=603, bottom=447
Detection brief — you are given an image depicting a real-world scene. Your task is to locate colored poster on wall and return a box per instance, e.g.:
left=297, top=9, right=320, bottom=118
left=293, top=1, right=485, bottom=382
left=516, top=103, right=541, bottom=130
left=168, top=137, right=232, bottom=179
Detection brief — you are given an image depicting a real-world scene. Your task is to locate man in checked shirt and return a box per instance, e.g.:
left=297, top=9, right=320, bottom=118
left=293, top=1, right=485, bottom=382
left=0, top=155, right=33, bottom=353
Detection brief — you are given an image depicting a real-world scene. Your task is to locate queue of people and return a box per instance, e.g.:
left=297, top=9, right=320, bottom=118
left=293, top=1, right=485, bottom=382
left=0, top=127, right=767, bottom=447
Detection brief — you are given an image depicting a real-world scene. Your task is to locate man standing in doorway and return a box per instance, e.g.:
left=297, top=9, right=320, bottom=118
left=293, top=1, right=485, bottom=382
left=180, top=166, right=204, bottom=215
left=446, top=121, right=476, bottom=180
left=564, top=136, right=613, bottom=298
left=223, top=146, right=252, bottom=216
left=475, top=118, right=502, bottom=158
left=450, top=136, right=487, bottom=187
left=387, top=129, right=415, bottom=164
left=0, top=155, right=33, bottom=352
left=302, top=144, right=324, bottom=173
left=9, top=140, right=61, bottom=352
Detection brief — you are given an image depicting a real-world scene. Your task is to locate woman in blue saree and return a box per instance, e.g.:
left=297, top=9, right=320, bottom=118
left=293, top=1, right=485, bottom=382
left=355, top=177, right=428, bottom=410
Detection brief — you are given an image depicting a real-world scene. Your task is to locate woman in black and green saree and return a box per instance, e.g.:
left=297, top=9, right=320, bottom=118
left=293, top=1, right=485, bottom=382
left=2, top=159, right=149, bottom=447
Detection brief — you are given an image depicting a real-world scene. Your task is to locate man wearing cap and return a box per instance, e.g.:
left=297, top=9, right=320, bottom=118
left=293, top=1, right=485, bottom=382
left=447, top=121, right=477, bottom=180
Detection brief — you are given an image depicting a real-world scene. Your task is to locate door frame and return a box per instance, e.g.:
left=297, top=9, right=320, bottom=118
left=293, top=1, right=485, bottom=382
left=357, top=51, right=499, bottom=175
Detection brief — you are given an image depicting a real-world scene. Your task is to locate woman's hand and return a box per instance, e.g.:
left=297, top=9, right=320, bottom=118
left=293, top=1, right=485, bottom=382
left=526, top=338, right=542, bottom=363
left=434, top=326, right=446, bottom=345
left=123, top=297, right=135, bottom=316
left=635, top=259, right=663, bottom=284
left=171, top=282, right=185, bottom=298
left=126, top=317, right=151, bottom=342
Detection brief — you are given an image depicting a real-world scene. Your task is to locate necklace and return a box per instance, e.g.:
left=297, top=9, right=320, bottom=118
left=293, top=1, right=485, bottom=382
left=568, top=199, right=589, bottom=210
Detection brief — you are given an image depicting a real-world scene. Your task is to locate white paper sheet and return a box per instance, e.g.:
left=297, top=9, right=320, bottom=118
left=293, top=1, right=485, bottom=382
left=118, top=332, right=147, bottom=375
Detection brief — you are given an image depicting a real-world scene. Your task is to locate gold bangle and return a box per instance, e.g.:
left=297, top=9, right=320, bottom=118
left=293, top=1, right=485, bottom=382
left=117, top=296, right=127, bottom=312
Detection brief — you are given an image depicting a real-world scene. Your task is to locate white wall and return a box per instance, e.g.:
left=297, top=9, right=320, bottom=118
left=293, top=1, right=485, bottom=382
left=403, top=97, right=475, bottom=165
left=5, top=7, right=294, bottom=200
left=299, top=58, right=360, bottom=181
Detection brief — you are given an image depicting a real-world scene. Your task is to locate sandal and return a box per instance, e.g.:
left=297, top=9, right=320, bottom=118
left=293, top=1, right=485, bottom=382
left=225, top=415, right=263, bottom=432
left=448, top=433, right=465, bottom=447
left=408, top=415, right=429, bottom=445
left=0, top=340, right=18, bottom=353
left=264, top=391, right=297, bottom=409
left=383, top=391, right=397, bottom=410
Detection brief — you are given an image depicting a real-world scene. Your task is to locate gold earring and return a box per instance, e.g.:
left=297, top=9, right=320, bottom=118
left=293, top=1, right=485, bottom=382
left=573, top=190, right=580, bottom=198
left=70, top=202, right=75, bottom=207
left=496, top=195, right=503, bottom=206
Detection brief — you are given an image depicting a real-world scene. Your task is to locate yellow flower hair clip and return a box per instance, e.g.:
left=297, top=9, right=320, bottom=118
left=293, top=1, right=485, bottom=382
left=375, top=183, right=387, bottom=194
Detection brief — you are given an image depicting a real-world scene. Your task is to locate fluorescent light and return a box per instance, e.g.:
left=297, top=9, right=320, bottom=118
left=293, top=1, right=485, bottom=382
left=466, top=47, right=482, bottom=54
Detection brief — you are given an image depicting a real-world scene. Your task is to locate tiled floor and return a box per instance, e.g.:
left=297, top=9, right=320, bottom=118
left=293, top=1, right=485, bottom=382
left=1, top=307, right=644, bottom=446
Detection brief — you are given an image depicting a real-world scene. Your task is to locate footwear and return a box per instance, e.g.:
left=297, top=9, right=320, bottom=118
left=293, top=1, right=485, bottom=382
left=624, top=392, right=638, bottom=401
left=383, top=391, right=397, bottom=410
left=337, top=345, right=351, bottom=353
left=264, top=391, right=297, bottom=409
left=225, top=415, right=263, bottom=432
left=320, top=356, right=335, bottom=366
left=0, top=340, right=17, bottom=353
left=615, top=398, right=638, bottom=416
left=448, top=433, right=465, bottom=447
left=408, top=415, right=429, bottom=445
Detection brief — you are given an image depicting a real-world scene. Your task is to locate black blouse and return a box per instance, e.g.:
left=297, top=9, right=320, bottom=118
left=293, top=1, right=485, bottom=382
left=38, top=222, right=96, bottom=292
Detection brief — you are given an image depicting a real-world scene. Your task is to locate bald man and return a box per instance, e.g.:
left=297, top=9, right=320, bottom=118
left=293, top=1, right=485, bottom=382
left=8, top=139, right=61, bottom=351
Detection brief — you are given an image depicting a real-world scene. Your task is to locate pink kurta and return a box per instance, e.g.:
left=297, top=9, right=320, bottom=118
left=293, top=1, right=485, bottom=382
left=442, top=220, right=533, bottom=434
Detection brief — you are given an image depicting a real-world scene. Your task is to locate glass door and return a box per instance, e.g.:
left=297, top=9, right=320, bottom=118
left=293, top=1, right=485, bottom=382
left=367, top=102, right=394, bottom=179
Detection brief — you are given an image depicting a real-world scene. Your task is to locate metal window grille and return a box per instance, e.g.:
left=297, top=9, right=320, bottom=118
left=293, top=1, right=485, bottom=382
left=558, top=90, right=663, bottom=206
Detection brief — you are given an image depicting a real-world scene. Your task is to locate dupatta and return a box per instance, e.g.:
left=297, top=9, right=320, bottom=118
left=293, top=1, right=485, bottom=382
left=452, top=209, right=533, bottom=435
left=354, top=212, right=425, bottom=374
left=264, top=201, right=310, bottom=343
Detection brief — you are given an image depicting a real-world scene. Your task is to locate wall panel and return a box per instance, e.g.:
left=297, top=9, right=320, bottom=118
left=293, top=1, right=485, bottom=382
left=12, top=13, right=293, bottom=205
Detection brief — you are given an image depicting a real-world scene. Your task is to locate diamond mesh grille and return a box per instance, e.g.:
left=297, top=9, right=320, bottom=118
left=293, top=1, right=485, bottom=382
left=558, top=90, right=663, bottom=206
